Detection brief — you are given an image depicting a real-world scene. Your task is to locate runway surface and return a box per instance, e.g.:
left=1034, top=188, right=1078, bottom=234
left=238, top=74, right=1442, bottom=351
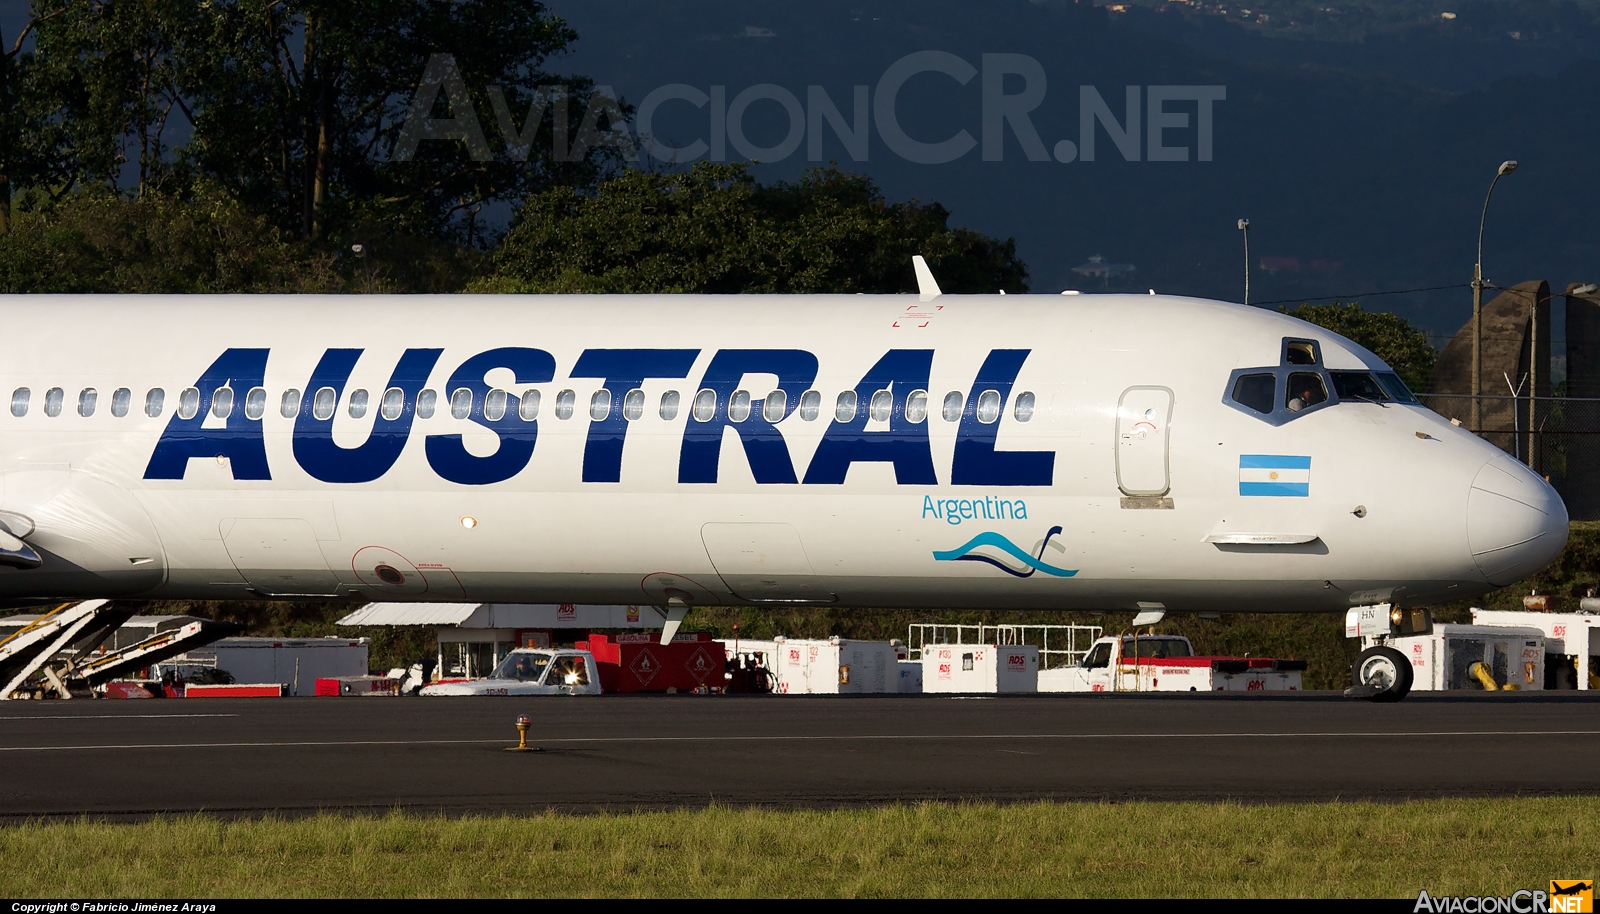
left=2, top=692, right=1598, bottom=819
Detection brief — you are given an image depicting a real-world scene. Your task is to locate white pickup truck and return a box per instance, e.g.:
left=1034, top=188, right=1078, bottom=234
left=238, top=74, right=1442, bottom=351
left=1038, top=634, right=1305, bottom=693
left=419, top=648, right=602, bottom=696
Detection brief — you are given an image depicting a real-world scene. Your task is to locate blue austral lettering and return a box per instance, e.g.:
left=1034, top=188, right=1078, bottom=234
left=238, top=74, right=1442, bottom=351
left=425, top=348, right=556, bottom=485
left=571, top=349, right=700, bottom=483
left=292, top=348, right=443, bottom=483
left=951, top=349, right=1055, bottom=486
left=802, top=349, right=937, bottom=485
left=921, top=495, right=1029, bottom=525
left=679, top=349, right=818, bottom=484
left=144, top=348, right=270, bottom=480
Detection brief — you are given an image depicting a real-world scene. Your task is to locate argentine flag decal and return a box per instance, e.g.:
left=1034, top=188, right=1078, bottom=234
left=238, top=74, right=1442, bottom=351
left=1239, top=455, right=1311, bottom=496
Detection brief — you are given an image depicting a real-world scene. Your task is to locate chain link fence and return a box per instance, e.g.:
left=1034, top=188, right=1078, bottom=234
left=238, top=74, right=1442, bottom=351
left=1419, top=393, right=1600, bottom=520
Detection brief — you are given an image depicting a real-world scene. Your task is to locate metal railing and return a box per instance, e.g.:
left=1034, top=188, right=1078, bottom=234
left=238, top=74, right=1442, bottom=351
left=906, top=622, right=1103, bottom=670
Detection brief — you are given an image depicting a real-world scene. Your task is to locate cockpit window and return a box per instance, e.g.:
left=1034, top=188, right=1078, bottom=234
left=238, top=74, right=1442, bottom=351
left=1331, top=371, right=1392, bottom=403
left=492, top=651, right=552, bottom=683
left=1231, top=374, right=1276, bottom=414
left=1285, top=373, right=1328, bottom=412
left=1375, top=372, right=1420, bottom=404
left=1285, top=340, right=1319, bottom=365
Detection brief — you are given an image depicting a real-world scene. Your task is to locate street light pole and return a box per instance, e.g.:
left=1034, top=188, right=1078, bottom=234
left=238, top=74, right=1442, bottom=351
left=1472, top=160, right=1517, bottom=432
left=1238, top=219, right=1250, bottom=305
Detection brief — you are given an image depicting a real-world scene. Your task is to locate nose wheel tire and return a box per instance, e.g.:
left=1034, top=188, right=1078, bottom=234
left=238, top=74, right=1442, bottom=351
left=1349, top=645, right=1413, bottom=702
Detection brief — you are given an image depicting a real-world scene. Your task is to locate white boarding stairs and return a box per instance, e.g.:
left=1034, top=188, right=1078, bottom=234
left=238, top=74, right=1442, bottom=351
left=0, top=600, right=121, bottom=699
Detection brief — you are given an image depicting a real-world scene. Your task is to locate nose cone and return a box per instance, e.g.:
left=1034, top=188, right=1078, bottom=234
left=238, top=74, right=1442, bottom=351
left=1467, top=455, right=1569, bottom=586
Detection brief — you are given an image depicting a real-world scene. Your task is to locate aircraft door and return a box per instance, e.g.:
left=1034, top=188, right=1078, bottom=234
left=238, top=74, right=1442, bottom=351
left=1116, top=387, right=1174, bottom=496
left=222, top=518, right=340, bottom=597
left=701, top=523, right=835, bottom=603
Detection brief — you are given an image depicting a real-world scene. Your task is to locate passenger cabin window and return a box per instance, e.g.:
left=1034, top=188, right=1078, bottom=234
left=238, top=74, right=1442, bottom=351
left=44, top=387, right=64, bottom=417
left=1232, top=374, right=1275, bottom=415
left=280, top=389, right=301, bottom=419
left=1013, top=391, right=1036, bottom=422
left=869, top=390, right=892, bottom=422
left=658, top=390, right=678, bottom=420
left=211, top=387, right=232, bottom=419
left=554, top=389, right=575, bottom=420
left=380, top=387, right=403, bottom=421
left=798, top=390, right=821, bottom=421
left=312, top=387, right=337, bottom=420
left=176, top=388, right=198, bottom=420
left=78, top=388, right=97, bottom=417
left=111, top=388, right=131, bottom=418
left=835, top=391, right=857, bottom=421
left=416, top=389, right=437, bottom=419
left=729, top=390, right=751, bottom=423
left=623, top=389, right=645, bottom=421
left=589, top=389, right=612, bottom=421
left=1376, top=372, right=1419, bottom=404
left=942, top=391, right=963, bottom=422
left=975, top=390, right=1002, bottom=424
left=450, top=388, right=473, bottom=420
left=347, top=389, right=369, bottom=419
left=692, top=389, right=716, bottom=422
left=1285, top=373, right=1328, bottom=412
left=484, top=389, right=508, bottom=421
left=146, top=388, right=165, bottom=418
left=245, top=387, right=266, bottom=420
left=905, top=390, right=928, bottom=424
left=10, top=388, right=28, bottom=417
left=520, top=389, right=541, bottom=421
left=1331, top=371, right=1391, bottom=403
left=1285, top=340, right=1318, bottom=365
left=763, top=389, right=787, bottom=423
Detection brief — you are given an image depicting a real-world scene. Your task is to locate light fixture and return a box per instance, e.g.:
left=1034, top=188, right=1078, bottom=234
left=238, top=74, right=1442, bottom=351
left=460, top=515, right=478, bottom=529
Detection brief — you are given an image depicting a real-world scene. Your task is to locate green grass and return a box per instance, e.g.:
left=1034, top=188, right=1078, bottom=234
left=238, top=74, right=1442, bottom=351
left=2, top=799, right=1595, bottom=897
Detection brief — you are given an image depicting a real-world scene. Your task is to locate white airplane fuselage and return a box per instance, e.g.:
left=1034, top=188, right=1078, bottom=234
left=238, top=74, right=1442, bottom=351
left=0, top=293, right=1567, bottom=614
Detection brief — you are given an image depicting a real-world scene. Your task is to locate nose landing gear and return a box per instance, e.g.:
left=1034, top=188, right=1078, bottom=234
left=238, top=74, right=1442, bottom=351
left=1346, top=645, right=1414, bottom=702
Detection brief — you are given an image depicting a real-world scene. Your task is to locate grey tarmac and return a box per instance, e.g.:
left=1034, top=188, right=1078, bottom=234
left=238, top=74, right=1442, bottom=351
left=1, top=692, right=1597, bottom=820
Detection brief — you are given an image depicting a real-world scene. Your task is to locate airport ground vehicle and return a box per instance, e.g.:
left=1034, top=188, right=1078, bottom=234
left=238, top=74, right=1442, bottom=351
left=1473, top=607, right=1599, bottom=689
left=1037, top=634, right=1304, bottom=692
left=1354, top=606, right=1599, bottom=692
left=418, top=648, right=600, bottom=696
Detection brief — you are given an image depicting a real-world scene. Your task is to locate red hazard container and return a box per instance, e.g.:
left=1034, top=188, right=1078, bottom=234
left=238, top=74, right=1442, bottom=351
left=578, top=633, right=726, bottom=693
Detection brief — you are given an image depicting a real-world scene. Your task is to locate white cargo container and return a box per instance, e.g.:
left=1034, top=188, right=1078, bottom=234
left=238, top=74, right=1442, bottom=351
left=156, top=636, right=369, bottom=696
left=772, top=637, right=899, bottom=694
left=1472, top=608, right=1600, bottom=689
left=921, top=644, right=1038, bottom=693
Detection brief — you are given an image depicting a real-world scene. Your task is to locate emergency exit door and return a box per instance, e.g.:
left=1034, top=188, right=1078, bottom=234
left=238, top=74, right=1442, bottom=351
left=1116, top=387, right=1174, bottom=496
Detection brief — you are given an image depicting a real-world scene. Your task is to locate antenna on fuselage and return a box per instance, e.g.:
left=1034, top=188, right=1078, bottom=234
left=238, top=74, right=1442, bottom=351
left=913, top=255, right=942, bottom=302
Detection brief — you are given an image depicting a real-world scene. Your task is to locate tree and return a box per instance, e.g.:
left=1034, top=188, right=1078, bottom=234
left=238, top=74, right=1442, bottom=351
left=175, top=0, right=616, bottom=240
left=474, top=163, right=1030, bottom=295
left=7, top=1, right=619, bottom=242
left=0, top=186, right=339, bottom=293
left=1279, top=301, right=1437, bottom=391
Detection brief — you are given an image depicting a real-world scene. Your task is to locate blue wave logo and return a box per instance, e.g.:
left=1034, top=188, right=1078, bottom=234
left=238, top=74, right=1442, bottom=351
left=932, top=526, right=1078, bottom=578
